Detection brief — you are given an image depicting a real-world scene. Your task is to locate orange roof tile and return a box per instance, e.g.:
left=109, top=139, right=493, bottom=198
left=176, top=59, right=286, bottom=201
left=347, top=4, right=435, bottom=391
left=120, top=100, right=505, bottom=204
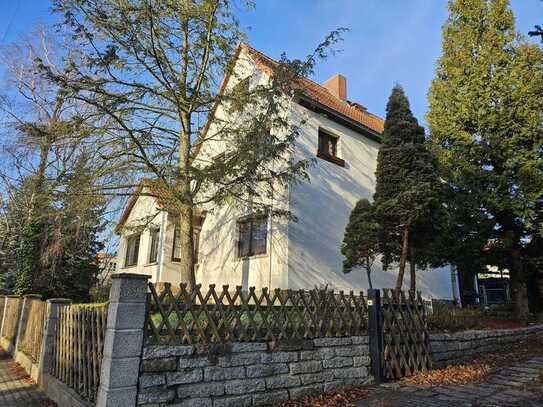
left=240, top=44, right=384, bottom=136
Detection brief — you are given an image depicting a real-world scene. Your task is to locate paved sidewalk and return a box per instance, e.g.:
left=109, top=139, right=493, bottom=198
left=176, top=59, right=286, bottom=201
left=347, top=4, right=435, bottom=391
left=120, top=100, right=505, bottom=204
left=357, top=356, right=543, bottom=406
left=0, top=349, right=55, bottom=406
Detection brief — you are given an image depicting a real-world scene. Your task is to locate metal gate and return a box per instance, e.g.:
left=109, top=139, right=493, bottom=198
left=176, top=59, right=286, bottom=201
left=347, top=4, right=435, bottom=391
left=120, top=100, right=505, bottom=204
left=368, top=289, right=432, bottom=382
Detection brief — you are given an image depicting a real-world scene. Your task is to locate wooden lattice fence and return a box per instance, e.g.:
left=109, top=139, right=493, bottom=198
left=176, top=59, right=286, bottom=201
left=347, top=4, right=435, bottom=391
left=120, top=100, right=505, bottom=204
left=381, top=289, right=432, bottom=380
left=2, top=296, right=22, bottom=343
left=51, top=304, right=108, bottom=403
left=18, top=299, right=46, bottom=363
left=145, top=283, right=368, bottom=345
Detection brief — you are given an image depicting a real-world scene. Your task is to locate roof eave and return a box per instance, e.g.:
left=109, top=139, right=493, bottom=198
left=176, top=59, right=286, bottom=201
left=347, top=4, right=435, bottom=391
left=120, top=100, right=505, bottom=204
left=297, top=96, right=383, bottom=144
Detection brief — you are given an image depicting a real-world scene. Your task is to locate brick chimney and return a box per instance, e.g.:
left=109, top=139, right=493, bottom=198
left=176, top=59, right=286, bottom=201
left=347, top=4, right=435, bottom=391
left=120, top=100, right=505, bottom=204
left=323, top=74, right=347, bottom=101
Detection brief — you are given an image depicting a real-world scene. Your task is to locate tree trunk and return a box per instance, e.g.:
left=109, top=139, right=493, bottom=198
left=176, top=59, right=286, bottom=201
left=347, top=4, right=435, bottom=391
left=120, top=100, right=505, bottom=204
left=510, top=251, right=529, bottom=324
left=177, top=203, right=195, bottom=288
left=396, top=226, right=409, bottom=291
left=365, top=259, right=373, bottom=290
left=409, top=245, right=416, bottom=292
left=177, top=111, right=196, bottom=288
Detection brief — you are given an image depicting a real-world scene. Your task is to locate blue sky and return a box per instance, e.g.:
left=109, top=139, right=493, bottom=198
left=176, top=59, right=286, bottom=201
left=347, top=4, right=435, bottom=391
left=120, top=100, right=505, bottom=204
left=1, top=0, right=541, bottom=126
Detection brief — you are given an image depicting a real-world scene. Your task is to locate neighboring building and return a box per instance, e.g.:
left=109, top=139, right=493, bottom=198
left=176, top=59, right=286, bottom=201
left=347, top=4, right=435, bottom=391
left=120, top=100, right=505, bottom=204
left=96, top=252, right=118, bottom=284
left=114, top=44, right=458, bottom=300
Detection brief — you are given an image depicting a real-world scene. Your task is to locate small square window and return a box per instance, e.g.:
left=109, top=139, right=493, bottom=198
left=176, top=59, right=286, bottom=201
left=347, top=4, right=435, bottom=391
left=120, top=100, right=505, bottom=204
left=317, top=129, right=345, bottom=167
left=124, top=234, right=141, bottom=267
left=237, top=216, right=268, bottom=258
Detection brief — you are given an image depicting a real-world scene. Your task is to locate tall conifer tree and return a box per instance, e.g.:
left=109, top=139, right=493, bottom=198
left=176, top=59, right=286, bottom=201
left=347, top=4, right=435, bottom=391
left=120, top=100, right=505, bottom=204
left=374, top=85, right=440, bottom=291
left=428, top=0, right=543, bottom=320
left=342, top=199, right=379, bottom=289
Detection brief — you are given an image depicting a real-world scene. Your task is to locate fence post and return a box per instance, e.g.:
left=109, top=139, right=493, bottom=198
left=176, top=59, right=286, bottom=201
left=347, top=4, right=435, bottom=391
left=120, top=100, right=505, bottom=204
left=0, top=295, right=7, bottom=338
left=1, top=295, right=23, bottom=354
left=96, top=273, right=150, bottom=407
left=368, top=288, right=384, bottom=384
left=37, top=298, right=72, bottom=387
left=14, top=294, right=42, bottom=356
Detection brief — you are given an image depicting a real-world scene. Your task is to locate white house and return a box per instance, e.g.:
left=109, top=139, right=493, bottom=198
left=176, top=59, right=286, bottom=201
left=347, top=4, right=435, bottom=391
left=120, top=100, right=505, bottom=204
left=114, top=44, right=459, bottom=301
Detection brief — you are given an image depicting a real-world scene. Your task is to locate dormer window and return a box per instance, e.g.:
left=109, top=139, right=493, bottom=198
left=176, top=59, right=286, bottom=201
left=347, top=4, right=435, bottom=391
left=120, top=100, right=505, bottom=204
left=317, top=129, right=345, bottom=167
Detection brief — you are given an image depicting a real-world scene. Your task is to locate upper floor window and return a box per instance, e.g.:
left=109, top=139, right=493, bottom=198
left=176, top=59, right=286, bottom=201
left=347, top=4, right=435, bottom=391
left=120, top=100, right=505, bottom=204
left=148, top=228, right=160, bottom=264
left=125, top=234, right=141, bottom=267
left=317, top=129, right=345, bottom=167
left=238, top=216, right=268, bottom=258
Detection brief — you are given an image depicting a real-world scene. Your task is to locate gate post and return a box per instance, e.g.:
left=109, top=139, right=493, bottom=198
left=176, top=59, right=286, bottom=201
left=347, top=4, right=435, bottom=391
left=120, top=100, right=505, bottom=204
left=368, top=289, right=384, bottom=384
left=96, top=273, right=150, bottom=407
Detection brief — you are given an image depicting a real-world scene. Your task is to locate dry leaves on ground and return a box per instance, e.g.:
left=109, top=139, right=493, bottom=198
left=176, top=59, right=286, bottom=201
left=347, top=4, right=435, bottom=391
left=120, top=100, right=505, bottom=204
left=401, top=362, right=492, bottom=386
left=402, top=335, right=543, bottom=387
left=279, top=387, right=369, bottom=407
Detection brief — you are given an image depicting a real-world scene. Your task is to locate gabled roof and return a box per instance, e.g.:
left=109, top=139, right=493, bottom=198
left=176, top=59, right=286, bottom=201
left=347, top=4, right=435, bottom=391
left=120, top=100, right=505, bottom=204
left=114, top=180, right=157, bottom=234
left=115, top=179, right=204, bottom=234
left=239, top=44, right=384, bottom=136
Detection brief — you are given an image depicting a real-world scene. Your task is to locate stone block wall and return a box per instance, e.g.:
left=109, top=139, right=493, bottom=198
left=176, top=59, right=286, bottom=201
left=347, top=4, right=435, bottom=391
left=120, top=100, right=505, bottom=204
left=138, top=336, right=372, bottom=407
left=430, top=325, right=543, bottom=367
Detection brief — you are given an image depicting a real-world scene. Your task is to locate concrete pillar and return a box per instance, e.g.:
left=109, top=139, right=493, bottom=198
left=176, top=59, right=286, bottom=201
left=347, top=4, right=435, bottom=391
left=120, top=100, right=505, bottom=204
left=96, top=273, right=150, bottom=407
left=14, top=294, right=42, bottom=356
left=37, top=298, right=72, bottom=386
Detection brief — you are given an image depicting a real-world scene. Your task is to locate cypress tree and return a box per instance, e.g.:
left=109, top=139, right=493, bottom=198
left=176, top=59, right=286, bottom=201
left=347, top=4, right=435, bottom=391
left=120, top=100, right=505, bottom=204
left=342, top=199, right=379, bottom=289
left=374, top=85, right=440, bottom=291
left=427, top=0, right=543, bottom=320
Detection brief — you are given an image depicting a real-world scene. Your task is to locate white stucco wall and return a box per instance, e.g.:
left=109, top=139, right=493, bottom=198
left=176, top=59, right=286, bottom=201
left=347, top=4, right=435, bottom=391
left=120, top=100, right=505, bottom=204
left=116, top=189, right=189, bottom=285
left=114, top=48, right=456, bottom=300
left=193, top=47, right=290, bottom=291
left=116, top=191, right=161, bottom=280
left=287, top=104, right=455, bottom=300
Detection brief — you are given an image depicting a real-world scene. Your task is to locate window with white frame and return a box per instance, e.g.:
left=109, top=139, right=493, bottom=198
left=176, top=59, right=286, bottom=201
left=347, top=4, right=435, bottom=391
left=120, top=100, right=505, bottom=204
left=148, top=228, right=160, bottom=264
left=237, top=216, right=268, bottom=258
left=172, top=226, right=201, bottom=263
left=317, top=128, right=345, bottom=167
left=124, top=234, right=141, bottom=267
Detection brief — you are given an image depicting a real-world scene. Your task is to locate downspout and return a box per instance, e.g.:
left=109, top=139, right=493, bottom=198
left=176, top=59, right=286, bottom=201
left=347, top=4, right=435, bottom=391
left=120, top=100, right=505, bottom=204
left=156, top=211, right=167, bottom=282
left=451, top=264, right=461, bottom=307
left=268, top=210, right=273, bottom=288
left=474, top=273, right=480, bottom=304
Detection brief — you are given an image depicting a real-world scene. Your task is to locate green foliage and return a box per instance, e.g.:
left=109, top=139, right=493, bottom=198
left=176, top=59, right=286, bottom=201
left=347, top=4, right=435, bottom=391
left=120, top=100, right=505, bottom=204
left=47, top=0, right=346, bottom=284
left=373, top=85, right=441, bottom=281
left=2, top=158, right=104, bottom=301
left=89, top=284, right=111, bottom=303
left=15, top=218, right=43, bottom=295
left=428, top=306, right=486, bottom=332
left=0, top=271, right=16, bottom=293
left=427, top=0, right=543, bottom=318
left=341, top=199, right=379, bottom=288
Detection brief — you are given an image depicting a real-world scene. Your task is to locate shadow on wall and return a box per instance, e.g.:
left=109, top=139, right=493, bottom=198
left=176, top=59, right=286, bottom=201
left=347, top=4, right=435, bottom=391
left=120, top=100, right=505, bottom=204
left=196, top=197, right=289, bottom=291
left=287, top=112, right=453, bottom=299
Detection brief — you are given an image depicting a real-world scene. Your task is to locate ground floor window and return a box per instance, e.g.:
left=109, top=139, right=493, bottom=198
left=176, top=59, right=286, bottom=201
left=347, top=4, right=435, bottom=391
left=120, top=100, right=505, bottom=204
left=172, top=225, right=201, bottom=264
left=125, top=234, right=141, bottom=267
left=237, top=215, right=268, bottom=258
left=148, top=228, right=160, bottom=263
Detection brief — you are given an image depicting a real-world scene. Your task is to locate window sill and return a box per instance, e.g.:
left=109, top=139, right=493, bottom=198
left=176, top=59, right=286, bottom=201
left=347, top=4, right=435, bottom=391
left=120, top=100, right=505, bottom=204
left=122, top=265, right=137, bottom=269
left=235, top=253, right=269, bottom=261
left=145, top=262, right=158, bottom=267
left=317, top=151, right=345, bottom=167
